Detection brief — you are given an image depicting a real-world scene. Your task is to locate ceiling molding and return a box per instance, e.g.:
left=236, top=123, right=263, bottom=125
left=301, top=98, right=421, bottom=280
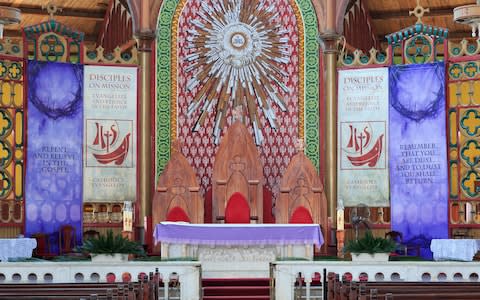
left=0, top=3, right=105, bottom=20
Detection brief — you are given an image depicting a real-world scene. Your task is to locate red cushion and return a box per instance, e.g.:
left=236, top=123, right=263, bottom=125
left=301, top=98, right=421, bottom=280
left=166, top=206, right=190, bottom=222
left=289, top=206, right=313, bottom=223
left=225, top=192, right=250, bottom=223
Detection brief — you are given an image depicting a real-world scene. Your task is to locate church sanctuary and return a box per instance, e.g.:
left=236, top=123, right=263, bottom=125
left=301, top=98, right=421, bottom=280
left=2, top=0, right=480, bottom=299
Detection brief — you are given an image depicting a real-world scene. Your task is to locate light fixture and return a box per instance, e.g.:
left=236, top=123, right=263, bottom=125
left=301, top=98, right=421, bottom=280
left=454, top=1, right=480, bottom=37
left=0, top=6, right=20, bottom=39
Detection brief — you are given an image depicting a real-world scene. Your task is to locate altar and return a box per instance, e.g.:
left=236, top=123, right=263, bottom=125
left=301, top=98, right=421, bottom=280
left=154, top=222, right=323, bottom=278
left=430, top=239, right=480, bottom=261
left=0, top=238, right=37, bottom=262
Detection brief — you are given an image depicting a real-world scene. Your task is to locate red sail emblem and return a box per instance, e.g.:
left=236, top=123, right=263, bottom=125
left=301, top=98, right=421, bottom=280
left=91, top=121, right=130, bottom=165
left=347, top=134, right=384, bottom=167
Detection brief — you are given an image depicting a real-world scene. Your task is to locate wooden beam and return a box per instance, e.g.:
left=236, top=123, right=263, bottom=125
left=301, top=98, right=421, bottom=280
left=0, top=3, right=105, bottom=20
left=371, top=6, right=456, bottom=20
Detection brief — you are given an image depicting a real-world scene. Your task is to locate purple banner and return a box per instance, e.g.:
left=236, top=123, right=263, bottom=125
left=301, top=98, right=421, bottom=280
left=389, top=62, right=448, bottom=259
left=25, top=61, right=83, bottom=253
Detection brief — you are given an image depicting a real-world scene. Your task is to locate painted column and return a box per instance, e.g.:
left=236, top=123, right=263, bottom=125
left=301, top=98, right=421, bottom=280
left=320, top=0, right=341, bottom=252
left=135, top=30, right=155, bottom=243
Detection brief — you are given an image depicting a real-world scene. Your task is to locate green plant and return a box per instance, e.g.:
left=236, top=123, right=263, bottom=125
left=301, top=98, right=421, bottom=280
left=78, top=230, right=146, bottom=256
left=344, top=230, right=396, bottom=255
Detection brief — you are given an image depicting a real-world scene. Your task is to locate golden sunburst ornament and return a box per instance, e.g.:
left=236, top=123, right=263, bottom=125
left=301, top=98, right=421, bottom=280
left=186, top=0, right=290, bottom=145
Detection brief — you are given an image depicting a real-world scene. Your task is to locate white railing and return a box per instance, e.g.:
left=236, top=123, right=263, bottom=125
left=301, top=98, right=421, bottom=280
left=0, top=261, right=201, bottom=300
left=272, top=261, right=480, bottom=300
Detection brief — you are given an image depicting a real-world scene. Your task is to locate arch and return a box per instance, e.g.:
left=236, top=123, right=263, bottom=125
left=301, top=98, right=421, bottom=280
left=155, top=0, right=320, bottom=179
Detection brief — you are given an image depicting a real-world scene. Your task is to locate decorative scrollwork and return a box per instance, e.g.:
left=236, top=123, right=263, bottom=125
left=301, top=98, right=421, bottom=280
left=404, top=35, right=433, bottom=64
left=338, top=47, right=390, bottom=67
left=0, top=39, right=22, bottom=58
left=84, top=46, right=138, bottom=65
left=449, top=39, right=480, bottom=57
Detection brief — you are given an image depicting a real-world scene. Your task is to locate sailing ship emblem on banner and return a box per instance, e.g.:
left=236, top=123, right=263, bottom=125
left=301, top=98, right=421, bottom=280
left=338, top=67, right=389, bottom=207
left=86, top=119, right=132, bottom=167
left=83, top=65, right=137, bottom=203
left=341, top=121, right=385, bottom=169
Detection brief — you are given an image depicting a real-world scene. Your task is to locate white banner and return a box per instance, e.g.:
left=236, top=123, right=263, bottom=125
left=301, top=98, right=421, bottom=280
left=83, top=65, right=137, bottom=202
left=338, top=68, right=389, bottom=207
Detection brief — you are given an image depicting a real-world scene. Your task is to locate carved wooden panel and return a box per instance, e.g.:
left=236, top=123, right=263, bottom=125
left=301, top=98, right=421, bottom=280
left=212, top=121, right=263, bottom=223
left=278, top=150, right=328, bottom=253
left=152, top=144, right=203, bottom=227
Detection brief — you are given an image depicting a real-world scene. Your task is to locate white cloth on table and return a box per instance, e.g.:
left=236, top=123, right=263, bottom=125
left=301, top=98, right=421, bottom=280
left=0, top=238, right=37, bottom=262
left=430, top=239, right=480, bottom=261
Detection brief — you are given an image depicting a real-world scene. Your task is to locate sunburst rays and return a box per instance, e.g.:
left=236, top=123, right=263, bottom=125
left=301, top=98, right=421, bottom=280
left=185, top=0, right=290, bottom=144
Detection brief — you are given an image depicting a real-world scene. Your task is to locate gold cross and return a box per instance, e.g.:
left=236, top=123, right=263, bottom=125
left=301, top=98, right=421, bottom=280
left=409, top=0, right=430, bottom=24
left=42, top=2, right=63, bottom=20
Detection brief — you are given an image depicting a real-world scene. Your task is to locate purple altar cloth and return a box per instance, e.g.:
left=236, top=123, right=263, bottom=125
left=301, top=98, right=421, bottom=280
left=154, top=222, right=324, bottom=246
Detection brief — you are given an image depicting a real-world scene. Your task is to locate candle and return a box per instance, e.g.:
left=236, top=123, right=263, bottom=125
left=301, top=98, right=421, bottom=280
left=337, top=208, right=344, bottom=231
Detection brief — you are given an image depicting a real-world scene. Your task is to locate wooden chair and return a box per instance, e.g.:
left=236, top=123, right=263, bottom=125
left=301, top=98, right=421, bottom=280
left=212, top=121, right=263, bottom=223
left=277, top=141, right=328, bottom=254
left=59, top=225, right=76, bottom=255
left=152, top=141, right=203, bottom=226
left=31, top=233, right=55, bottom=258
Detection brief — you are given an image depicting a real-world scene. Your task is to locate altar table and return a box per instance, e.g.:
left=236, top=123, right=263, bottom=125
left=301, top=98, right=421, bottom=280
left=0, top=238, right=37, bottom=262
left=154, top=222, right=324, bottom=277
left=430, top=239, right=480, bottom=261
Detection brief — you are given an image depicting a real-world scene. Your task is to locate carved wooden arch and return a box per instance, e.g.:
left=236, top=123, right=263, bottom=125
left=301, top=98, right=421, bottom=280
left=152, top=144, right=203, bottom=226
left=212, top=121, right=263, bottom=223
left=278, top=150, right=328, bottom=253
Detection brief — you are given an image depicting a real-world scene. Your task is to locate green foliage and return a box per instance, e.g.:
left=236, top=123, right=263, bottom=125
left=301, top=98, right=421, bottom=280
left=344, top=230, right=396, bottom=255
left=78, top=230, right=146, bottom=256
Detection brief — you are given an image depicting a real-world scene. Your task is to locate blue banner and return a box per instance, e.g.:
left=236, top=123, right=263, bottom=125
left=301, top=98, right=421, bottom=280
left=25, top=61, right=83, bottom=253
left=389, top=62, right=448, bottom=259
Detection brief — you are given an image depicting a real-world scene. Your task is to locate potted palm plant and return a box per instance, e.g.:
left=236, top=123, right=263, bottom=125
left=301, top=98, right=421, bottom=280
left=344, top=230, right=396, bottom=262
left=79, top=230, right=146, bottom=262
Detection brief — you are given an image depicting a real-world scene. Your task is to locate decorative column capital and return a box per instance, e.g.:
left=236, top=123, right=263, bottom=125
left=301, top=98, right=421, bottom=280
left=134, top=30, right=156, bottom=52
left=318, top=32, right=341, bottom=54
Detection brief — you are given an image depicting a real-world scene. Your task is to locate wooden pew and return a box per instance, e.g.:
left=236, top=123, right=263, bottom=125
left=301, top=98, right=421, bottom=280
left=0, top=267, right=175, bottom=300
left=327, top=272, right=480, bottom=300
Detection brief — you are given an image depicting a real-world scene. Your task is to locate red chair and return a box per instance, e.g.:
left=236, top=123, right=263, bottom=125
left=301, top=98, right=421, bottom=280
left=59, top=225, right=76, bottom=255
left=224, top=192, right=250, bottom=223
